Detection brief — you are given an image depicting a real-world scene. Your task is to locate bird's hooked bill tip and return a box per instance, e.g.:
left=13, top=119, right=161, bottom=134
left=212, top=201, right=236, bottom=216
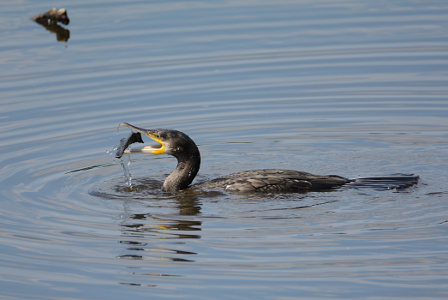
left=117, top=122, right=134, bottom=130
left=118, top=122, right=151, bottom=135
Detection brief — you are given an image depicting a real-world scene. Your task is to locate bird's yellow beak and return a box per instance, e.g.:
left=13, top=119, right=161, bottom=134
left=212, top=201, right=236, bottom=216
left=118, top=122, right=165, bottom=155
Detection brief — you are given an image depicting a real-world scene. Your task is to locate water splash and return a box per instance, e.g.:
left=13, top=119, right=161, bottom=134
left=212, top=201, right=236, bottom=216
left=119, top=154, right=133, bottom=188
left=107, top=147, right=133, bottom=189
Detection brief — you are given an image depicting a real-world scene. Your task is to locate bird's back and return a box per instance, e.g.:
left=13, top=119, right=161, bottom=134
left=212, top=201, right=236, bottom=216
left=196, top=169, right=350, bottom=193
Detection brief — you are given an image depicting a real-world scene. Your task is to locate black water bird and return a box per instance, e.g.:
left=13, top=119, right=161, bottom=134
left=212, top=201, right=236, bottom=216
left=117, top=122, right=419, bottom=194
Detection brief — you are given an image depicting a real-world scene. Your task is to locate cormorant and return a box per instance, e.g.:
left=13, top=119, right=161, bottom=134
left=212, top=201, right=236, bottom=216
left=116, top=122, right=419, bottom=194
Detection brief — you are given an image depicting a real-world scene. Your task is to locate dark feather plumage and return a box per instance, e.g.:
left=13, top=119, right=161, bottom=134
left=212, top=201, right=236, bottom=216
left=197, top=169, right=349, bottom=192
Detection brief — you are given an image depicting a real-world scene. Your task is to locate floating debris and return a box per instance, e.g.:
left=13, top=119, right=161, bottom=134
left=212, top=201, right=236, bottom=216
left=32, top=8, right=70, bottom=42
left=32, top=8, right=70, bottom=25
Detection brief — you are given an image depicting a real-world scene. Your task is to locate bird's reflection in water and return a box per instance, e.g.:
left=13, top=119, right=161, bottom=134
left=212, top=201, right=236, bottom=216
left=116, top=182, right=202, bottom=286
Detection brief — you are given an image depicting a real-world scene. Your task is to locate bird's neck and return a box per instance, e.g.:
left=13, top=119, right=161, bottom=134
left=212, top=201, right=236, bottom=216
left=163, top=149, right=201, bottom=193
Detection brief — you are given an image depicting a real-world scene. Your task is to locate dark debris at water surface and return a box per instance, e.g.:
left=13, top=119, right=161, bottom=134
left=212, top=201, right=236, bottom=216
left=32, top=8, right=70, bottom=25
left=32, top=8, right=70, bottom=42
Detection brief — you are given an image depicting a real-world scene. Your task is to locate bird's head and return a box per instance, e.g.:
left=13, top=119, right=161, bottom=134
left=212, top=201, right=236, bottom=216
left=118, top=122, right=198, bottom=159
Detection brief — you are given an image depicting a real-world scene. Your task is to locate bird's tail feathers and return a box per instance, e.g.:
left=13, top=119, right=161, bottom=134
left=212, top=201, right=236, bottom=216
left=348, top=174, right=419, bottom=190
